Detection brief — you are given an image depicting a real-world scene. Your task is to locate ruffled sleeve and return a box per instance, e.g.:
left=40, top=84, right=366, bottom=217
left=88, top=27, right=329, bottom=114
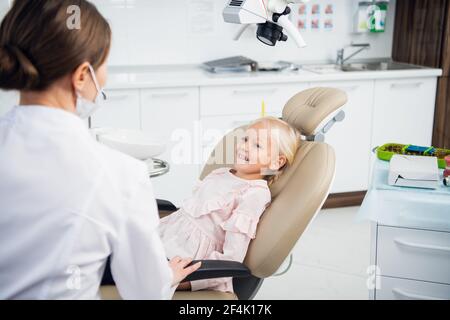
left=220, top=185, right=271, bottom=239
left=191, top=178, right=202, bottom=194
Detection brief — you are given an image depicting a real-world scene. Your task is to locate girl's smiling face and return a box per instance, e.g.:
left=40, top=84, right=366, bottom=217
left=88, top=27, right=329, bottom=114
left=233, top=121, right=287, bottom=179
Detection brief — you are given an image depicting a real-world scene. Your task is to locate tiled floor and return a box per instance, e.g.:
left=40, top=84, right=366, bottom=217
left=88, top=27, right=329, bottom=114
left=254, top=206, right=372, bottom=300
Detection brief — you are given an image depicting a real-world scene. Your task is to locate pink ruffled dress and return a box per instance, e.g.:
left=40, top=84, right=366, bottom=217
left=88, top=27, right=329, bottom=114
left=158, top=167, right=271, bottom=293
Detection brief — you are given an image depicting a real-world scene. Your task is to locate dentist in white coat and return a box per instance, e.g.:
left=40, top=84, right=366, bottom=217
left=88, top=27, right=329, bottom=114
left=0, top=0, right=200, bottom=299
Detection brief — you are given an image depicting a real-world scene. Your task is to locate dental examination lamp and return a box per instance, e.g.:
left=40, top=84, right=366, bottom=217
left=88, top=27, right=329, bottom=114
left=223, top=0, right=308, bottom=48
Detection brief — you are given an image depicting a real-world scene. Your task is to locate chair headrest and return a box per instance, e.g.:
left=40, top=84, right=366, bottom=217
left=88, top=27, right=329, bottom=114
left=282, top=87, right=347, bottom=137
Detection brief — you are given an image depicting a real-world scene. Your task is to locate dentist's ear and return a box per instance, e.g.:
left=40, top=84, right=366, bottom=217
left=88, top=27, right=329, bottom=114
left=71, top=62, right=91, bottom=93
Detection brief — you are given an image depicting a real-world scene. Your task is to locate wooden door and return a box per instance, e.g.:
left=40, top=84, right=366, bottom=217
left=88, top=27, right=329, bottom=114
left=392, top=0, right=450, bottom=149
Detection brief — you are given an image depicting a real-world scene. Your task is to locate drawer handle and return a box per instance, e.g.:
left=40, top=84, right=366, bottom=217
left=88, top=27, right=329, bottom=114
left=390, top=82, right=423, bottom=89
left=202, top=138, right=219, bottom=148
left=394, top=238, right=450, bottom=254
left=107, top=94, right=129, bottom=101
left=232, top=120, right=250, bottom=127
left=232, top=89, right=277, bottom=95
left=150, top=92, right=189, bottom=99
left=334, top=86, right=359, bottom=92
left=392, top=288, right=445, bottom=300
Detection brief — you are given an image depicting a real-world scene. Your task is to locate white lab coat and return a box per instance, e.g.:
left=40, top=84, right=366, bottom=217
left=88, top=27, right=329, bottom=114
left=0, top=105, right=173, bottom=299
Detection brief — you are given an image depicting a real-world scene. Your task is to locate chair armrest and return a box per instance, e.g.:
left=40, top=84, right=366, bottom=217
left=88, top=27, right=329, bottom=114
left=184, top=260, right=251, bottom=282
left=156, top=199, right=178, bottom=212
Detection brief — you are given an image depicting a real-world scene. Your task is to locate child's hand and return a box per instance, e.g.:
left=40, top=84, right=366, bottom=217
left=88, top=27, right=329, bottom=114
left=177, top=281, right=192, bottom=291
left=169, top=256, right=201, bottom=287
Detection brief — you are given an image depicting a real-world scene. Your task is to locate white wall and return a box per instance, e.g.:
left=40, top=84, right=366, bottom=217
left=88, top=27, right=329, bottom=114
left=0, top=0, right=396, bottom=66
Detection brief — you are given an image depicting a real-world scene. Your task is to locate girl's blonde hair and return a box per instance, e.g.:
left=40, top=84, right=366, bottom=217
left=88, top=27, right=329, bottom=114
left=248, top=116, right=302, bottom=186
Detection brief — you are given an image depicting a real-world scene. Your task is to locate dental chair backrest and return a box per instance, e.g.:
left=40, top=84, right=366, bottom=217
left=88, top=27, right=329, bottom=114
left=199, top=87, right=347, bottom=298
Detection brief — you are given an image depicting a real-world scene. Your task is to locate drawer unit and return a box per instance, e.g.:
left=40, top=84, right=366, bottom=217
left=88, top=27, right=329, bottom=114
left=200, top=83, right=309, bottom=117
left=372, top=77, right=437, bottom=148
left=90, top=89, right=140, bottom=130
left=376, top=226, right=450, bottom=285
left=376, top=276, right=450, bottom=300
left=141, top=87, right=200, bottom=206
left=314, top=81, right=374, bottom=192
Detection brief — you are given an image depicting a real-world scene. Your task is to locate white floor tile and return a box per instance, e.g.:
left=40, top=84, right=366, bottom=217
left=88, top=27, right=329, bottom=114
left=291, top=206, right=371, bottom=277
left=254, top=263, right=370, bottom=300
left=254, top=206, right=372, bottom=299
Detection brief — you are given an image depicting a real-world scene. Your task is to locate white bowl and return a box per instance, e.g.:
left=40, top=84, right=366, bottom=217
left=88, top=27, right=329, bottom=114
left=95, top=128, right=167, bottom=160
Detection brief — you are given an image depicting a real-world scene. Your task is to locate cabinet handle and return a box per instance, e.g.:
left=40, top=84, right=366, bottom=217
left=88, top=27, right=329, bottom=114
left=107, top=94, right=130, bottom=101
left=392, top=288, right=445, bottom=300
left=232, top=120, right=250, bottom=127
left=202, top=141, right=215, bottom=148
left=394, top=238, right=450, bottom=254
left=150, top=92, right=189, bottom=99
left=232, top=88, right=277, bottom=95
left=334, top=85, right=359, bottom=92
left=390, top=82, right=423, bottom=89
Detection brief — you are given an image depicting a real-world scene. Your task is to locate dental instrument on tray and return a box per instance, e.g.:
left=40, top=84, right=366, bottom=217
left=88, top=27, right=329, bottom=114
left=223, top=0, right=309, bottom=48
left=376, top=143, right=450, bottom=169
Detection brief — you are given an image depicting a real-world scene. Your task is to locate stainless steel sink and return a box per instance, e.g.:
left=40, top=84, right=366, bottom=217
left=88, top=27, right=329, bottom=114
left=302, top=61, right=424, bottom=74
left=341, top=61, right=423, bottom=72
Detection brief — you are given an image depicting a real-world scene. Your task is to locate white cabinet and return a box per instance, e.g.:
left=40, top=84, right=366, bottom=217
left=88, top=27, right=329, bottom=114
left=376, top=226, right=450, bottom=285
left=93, top=73, right=439, bottom=203
left=141, top=87, right=200, bottom=207
left=0, top=90, right=19, bottom=116
left=371, top=224, right=450, bottom=300
left=313, top=81, right=374, bottom=192
left=200, top=83, right=309, bottom=117
left=90, top=89, right=140, bottom=130
left=371, top=78, right=437, bottom=148
left=376, top=276, right=450, bottom=300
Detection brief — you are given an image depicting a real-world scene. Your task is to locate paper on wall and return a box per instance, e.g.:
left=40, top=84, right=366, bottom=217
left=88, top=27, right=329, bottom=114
left=188, top=0, right=216, bottom=35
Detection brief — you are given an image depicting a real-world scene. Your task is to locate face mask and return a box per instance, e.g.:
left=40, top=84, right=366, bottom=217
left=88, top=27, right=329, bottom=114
left=75, top=64, right=107, bottom=119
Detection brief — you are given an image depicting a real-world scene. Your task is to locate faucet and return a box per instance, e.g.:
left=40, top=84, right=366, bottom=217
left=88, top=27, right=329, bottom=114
left=336, top=43, right=371, bottom=66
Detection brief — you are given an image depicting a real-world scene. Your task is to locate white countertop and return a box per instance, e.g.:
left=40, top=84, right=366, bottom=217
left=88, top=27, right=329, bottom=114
left=105, top=64, right=443, bottom=90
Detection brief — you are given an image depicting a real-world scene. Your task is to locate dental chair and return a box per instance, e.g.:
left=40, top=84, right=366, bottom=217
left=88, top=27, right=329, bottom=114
left=100, top=87, right=347, bottom=300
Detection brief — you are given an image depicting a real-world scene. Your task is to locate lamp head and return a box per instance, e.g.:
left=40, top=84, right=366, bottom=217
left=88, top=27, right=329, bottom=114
left=223, top=0, right=307, bottom=48
left=256, top=21, right=288, bottom=46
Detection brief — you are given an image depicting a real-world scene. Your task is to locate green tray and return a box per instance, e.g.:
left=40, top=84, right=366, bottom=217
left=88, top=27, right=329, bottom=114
left=376, top=143, right=450, bottom=169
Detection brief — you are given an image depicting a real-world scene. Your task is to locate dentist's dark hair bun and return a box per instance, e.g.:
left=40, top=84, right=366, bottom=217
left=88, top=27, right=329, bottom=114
left=0, top=44, right=40, bottom=90
left=0, top=0, right=111, bottom=91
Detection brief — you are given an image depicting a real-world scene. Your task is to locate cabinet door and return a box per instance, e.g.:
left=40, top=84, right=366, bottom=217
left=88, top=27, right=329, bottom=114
left=376, top=276, right=450, bottom=300
left=90, top=89, right=140, bottom=130
left=312, top=81, right=374, bottom=193
left=141, top=87, right=200, bottom=207
left=372, top=78, right=437, bottom=148
left=376, top=226, right=450, bottom=285
left=0, top=90, right=19, bottom=117
left=200, top=83, right=309, bottom=117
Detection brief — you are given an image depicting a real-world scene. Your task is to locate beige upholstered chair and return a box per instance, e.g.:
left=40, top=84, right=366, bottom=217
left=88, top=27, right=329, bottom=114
left=100, top=87, right=348, bottom=300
